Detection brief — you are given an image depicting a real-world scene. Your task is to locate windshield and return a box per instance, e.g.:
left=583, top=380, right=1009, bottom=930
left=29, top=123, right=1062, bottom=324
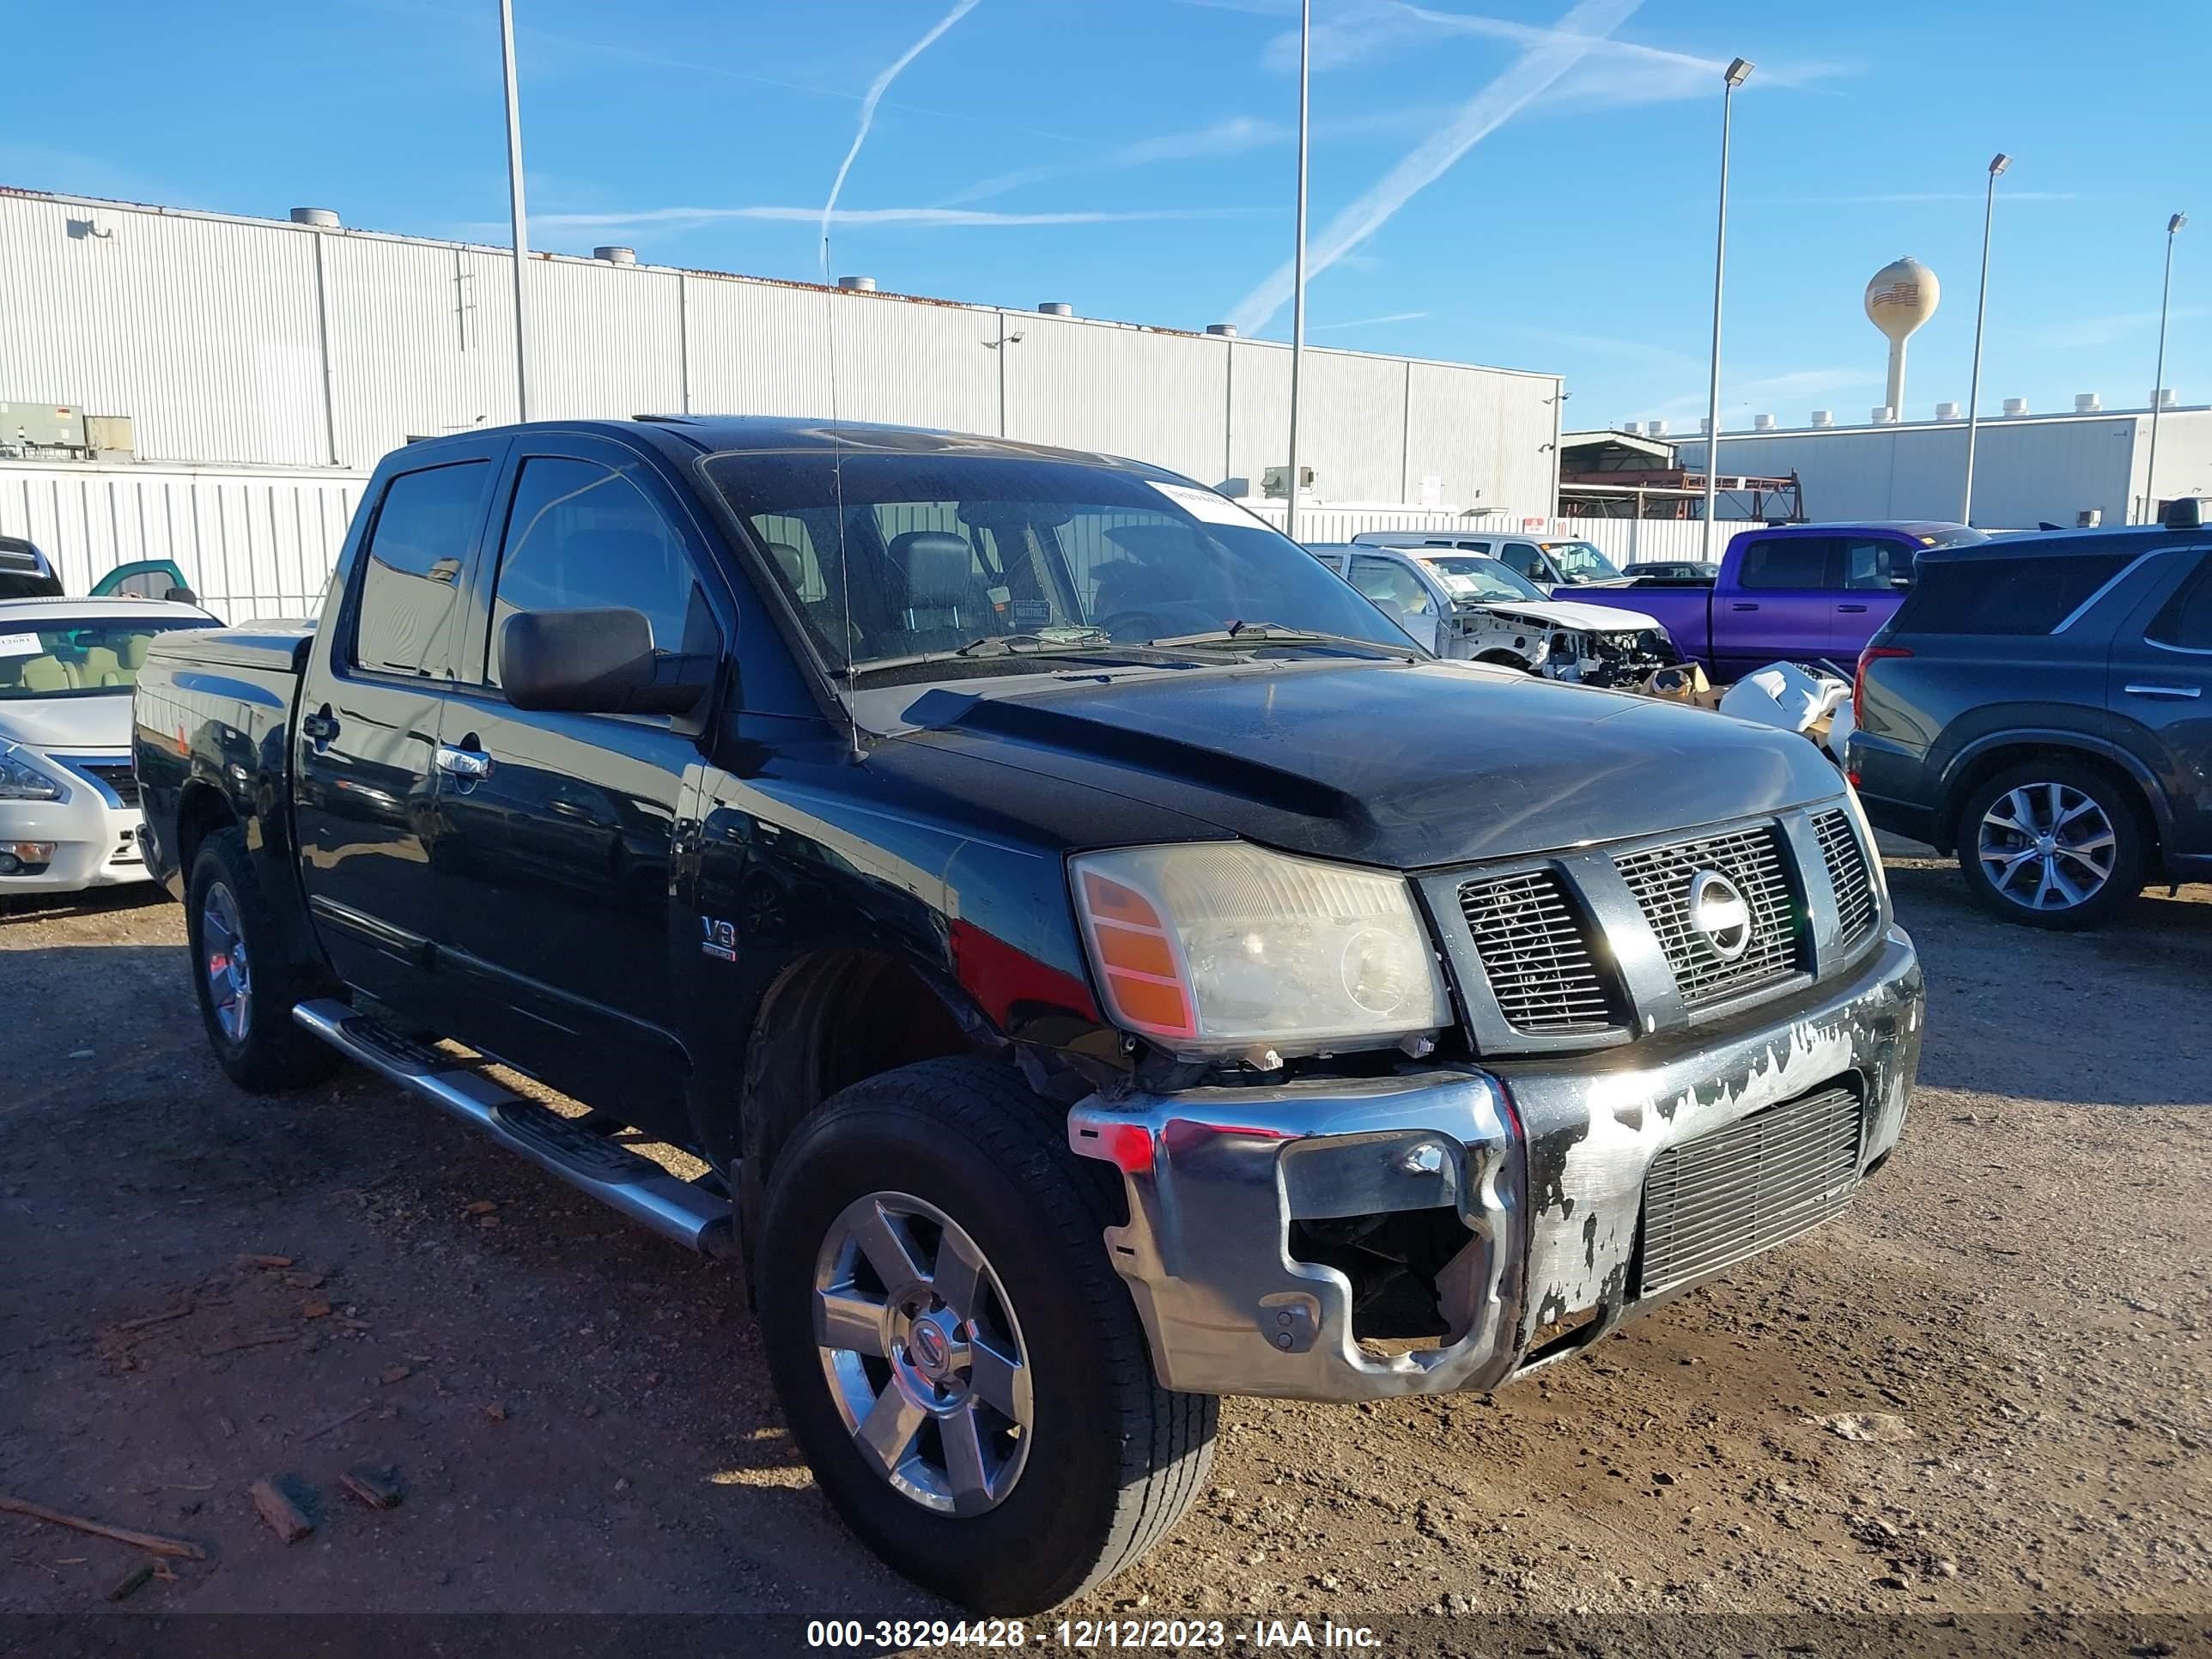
left=1419, top=556, right=1548, bottom=603
left=704, top=453, right=1416, bottom=680
left=0, top=617, right=208, bottom=700
left=1540, top=541, right=1624, bottom=580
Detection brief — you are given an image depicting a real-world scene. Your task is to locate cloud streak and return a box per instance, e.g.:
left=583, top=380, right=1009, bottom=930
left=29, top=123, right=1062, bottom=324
left=1740, top=191, right=2081, bottom=205
left=530, top=205, right=1255, bottom=231
left=821, top=0, right=981, bottom=267
left=946, top=115, right=1285, bottom=206
left=1227, top=0, right=1640, bottom=337
left=1312, top=311, right=1431, bottom=330
left=2040, top=305, right=2206, bottom=349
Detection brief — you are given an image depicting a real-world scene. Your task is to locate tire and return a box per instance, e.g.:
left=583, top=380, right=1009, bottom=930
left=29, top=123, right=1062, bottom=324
left=757, top=1057, right=1218, bottom=1613
left=185, top=827, right=342, bottom=1091
left=1955, top=759, right=2148, bottom=931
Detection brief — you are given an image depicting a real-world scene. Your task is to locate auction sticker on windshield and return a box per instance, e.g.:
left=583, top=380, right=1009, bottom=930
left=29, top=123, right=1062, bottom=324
left=0, top=632, right=44, bottom=658
left=1148, top=479, right=1267, bottom=529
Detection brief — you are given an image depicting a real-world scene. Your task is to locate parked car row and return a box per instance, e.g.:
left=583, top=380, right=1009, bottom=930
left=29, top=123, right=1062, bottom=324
left=121, top=417, right=1923, bottom=1612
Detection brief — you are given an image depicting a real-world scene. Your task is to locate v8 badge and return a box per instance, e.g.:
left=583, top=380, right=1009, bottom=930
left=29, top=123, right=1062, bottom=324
left=700, top=915, right=738, bottom=961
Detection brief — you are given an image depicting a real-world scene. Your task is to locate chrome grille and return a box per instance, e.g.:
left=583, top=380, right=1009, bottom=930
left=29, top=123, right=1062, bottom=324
left=1613, top=824, right=1801, bottom=1007
left=1814, top=808, right=1876, bottom=945
left=1456, top=870, right=1615, bottom=1034
left=1638, top=1085, right=1863, bottom=1297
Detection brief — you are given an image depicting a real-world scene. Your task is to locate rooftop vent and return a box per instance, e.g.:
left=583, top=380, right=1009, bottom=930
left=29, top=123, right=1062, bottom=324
left=593, top=245, right=637, bottom=265
left=1872, top=405, right=1898, bottom=423
left=1753, top=412, right=1776, bottom=430
left=1935, top=401, right=1960, bottom=420
left=1037, top=301, right=1074, bottom=316
left=2154, top=387, right=2179, bottom=410
left=2003, top=398, right=2029, bottom=416
left=2074, top=392, right=2102, bottom=413
left=1647, top=419, right=1669, bottom=437
left=836, top=276, right=876, bottom=291
left=1621, top=421, right=1644, bottom=435
left=1811, top=410, right=1834, bottom=427
left=289, top=207, right=341, bottom=228
left=1206, top=323, right=1237, bottom=337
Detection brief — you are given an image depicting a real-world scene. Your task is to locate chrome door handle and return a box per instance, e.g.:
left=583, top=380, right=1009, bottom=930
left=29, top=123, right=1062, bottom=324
left=2124, top=684, right=2202, bottom=700
left=434, top=743, right=496, bottom=779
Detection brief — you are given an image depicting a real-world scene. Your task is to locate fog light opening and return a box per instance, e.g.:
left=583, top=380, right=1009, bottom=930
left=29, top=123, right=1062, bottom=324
left=1287, top=1207, right=1474, bottom=1354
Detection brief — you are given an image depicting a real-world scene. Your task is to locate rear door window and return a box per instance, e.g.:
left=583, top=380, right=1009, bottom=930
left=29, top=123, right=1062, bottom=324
left=2148, top=557, right=2212, bottom=650
left=1736, top=536, right=1835, bottom=590
left=1349, top=556, right=1435, bottom=618
left=351, top=460, right=493, bottom=679
left=1899, top=553, right=2134, bottom=635
left=486, top=456, right=701, bottom=687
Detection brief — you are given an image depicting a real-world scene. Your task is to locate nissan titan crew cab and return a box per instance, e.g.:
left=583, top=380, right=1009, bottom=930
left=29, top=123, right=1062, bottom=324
left=134, top=419, right=1925, bottom=1613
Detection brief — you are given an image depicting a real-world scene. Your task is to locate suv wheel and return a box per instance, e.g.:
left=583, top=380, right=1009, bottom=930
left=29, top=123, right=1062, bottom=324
left=186, top=827, right=341, bottom=1091
left=1957, top=760, right=2146, bottom=930
left=757, top=1057, right=1217, bottom=1612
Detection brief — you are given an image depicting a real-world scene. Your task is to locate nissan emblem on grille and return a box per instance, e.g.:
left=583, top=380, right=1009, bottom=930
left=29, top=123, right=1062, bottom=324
left=1689, top=869, right=1753, bottom=960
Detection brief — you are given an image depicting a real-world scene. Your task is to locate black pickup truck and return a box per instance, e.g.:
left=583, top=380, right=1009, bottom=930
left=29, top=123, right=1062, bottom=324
left=135, top=417, right=1924, bottom=1613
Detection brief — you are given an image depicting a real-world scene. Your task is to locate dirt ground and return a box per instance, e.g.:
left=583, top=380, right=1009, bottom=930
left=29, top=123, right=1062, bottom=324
left=3, top=847, right=2209, bottom=1652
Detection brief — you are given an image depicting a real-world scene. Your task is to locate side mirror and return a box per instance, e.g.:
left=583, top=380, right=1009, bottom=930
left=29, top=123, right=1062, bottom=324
left=1889, top=575, right=1914, bottom=592
left=498, top=606, right=714, bottom=715
left=165, top=586, right=200, bottom=605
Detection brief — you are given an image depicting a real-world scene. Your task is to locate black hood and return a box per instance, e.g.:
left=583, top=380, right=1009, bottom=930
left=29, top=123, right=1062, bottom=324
left=888, top=659, right=1844, bottom=871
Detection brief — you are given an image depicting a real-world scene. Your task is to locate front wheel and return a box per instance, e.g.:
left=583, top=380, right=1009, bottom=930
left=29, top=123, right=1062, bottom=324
left=1956, top=759, right=2148, bottom=930
left=757, top=1058, right=1217, bottom=1613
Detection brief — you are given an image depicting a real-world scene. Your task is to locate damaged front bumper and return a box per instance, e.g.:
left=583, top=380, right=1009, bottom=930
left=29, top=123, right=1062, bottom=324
left=1068, top=926, right=1923, bottom=1402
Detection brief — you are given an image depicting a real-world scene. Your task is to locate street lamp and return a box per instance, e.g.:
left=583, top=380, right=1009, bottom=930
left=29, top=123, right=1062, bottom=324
left=1700, top=56, right=1753, bottom=561
left=2148, top=211, right=2187, bottom=520
left=499, top=0, right=533, bottom=422
left=1960, top=151, right=2010, bottom=525
left=1285, top=0, right=1312, bottom=544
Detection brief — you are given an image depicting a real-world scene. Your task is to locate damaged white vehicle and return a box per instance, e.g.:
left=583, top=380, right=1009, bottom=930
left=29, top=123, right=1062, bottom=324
left=1308, top=543, right=1680, bottom=689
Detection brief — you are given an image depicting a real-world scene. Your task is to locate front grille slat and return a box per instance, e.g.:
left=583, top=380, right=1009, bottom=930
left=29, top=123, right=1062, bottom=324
left=1638, top=1085, right=1864, bottom=1297
left=79, top=762, right=141, bottom=808
left=1814, top=808, right=1877, bottom=945
left=1456, top=869, right=1618, bottom=1036
left=1613, top=824, right=1803, bottom=1008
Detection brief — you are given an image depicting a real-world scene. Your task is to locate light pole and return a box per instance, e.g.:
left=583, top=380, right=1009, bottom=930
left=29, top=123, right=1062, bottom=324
left=1700, top=57, right=1753, bottom=562
left=1285, top=0, right=1311, bottom=543
left=1960, top=151, right=2010, bottom=525
left=499, top=0, right=532, bottom=422
left=2148, top=211, right=2187, bottom=520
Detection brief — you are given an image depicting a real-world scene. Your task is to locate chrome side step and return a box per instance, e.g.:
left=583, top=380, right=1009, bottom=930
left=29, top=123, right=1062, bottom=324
left=293, top=999, right=733, bottom=1259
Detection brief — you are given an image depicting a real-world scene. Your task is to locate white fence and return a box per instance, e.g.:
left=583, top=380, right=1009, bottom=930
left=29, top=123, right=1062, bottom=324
left=3, top=459, right=1738, bottom=623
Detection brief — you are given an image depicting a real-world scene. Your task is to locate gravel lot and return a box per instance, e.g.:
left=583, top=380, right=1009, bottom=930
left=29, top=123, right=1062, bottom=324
left=3, top=847, right=2208, bottom=1650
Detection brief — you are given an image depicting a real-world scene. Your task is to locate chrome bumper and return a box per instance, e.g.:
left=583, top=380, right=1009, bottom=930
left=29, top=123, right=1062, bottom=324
left=1069, top=927, right=1923, bottom=1402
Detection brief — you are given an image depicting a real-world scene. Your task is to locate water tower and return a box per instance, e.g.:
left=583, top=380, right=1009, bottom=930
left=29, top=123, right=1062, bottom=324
left=1864, top=257, right=1941, bottom=419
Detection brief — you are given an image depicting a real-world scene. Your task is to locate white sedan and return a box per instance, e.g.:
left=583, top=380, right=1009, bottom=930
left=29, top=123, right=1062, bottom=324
left=0, top=595, right=216, bottom=896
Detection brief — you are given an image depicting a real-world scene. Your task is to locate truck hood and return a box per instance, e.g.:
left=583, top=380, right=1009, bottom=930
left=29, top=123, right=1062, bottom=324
left=1473, top=599, right=1664, bottom=634
left=888, top=658, right=1843, bottom=870
left=0, top=692, right=131, bottom=755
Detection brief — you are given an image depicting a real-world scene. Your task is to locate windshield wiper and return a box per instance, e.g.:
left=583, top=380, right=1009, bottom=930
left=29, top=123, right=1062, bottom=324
left=837, top=630, right=1128, bottom=679
left=1148, top=622, right=1420, bottom=656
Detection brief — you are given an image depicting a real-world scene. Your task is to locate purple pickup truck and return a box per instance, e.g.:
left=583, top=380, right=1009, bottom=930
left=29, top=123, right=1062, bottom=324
left=1569, top=521, right=1990, bottom=681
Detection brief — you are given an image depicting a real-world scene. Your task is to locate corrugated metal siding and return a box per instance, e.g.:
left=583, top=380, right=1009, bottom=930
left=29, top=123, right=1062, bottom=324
left=1296, top=350, right=1407, bottom=503
left=0, top=195, right=325, bottom=466
left=0, top=461, right=364, bottom=621
left=528, top=258, right=684, bottom=421
left=1226, top=341, right=1291, bottom=495
left=1675, top=413, right=2185, bottom=527
left=1007, top=315, right=1228, bottom=483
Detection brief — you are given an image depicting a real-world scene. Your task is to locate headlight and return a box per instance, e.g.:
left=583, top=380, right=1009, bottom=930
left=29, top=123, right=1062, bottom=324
left=1071, top=842, right=1448, bottom=1061
left=0, top=742, right=64, bottom=803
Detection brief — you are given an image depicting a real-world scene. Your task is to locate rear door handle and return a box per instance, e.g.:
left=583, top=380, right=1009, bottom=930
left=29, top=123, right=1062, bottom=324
left=1729, top=602, right=1759, bottom=611
left=434, top=743, right=496, bottom=780
left=2124, top=684, right=2203, bottom=700
left=1838, top=603, right=1869, bottom=613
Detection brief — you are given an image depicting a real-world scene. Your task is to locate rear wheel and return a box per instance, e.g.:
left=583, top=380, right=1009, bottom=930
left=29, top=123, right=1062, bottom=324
left=756, top=1057, right=1217, bottom=1612
left=1956, top=759, right=2147, bottom=930
left=185, top=828, right=340, bottom=1091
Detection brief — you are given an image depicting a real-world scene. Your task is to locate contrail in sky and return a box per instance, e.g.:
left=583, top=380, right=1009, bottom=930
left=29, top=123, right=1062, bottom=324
left=821, top=0, right=981, bottom=269
left=1228, top=0, right=1638, bottom=335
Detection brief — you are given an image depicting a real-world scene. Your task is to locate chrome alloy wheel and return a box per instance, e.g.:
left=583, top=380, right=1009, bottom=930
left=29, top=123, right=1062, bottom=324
left=813, top=1191, right=1034, bottom=1516
left=202, top=880, right=252, bottom=1042
left=1977, top=781, right=2118, bottom=913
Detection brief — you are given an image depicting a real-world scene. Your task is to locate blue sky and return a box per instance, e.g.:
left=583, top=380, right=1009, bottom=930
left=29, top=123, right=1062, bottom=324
left=9, top=0, right=2208, bottom=431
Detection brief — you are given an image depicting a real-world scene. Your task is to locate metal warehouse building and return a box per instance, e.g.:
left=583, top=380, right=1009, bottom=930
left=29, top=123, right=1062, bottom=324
left=0, top=186, right=1562, bottom=515
left=1674, top=404, right=2212, bottom=530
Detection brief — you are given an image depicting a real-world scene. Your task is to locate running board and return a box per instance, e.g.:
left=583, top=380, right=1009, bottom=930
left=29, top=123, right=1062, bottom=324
left=293, top=999, right=733, bottom=1259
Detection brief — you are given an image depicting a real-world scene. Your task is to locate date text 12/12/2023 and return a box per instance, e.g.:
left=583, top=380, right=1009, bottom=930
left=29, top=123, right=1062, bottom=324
left=804, top=1619, right=1387, bottom=1650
